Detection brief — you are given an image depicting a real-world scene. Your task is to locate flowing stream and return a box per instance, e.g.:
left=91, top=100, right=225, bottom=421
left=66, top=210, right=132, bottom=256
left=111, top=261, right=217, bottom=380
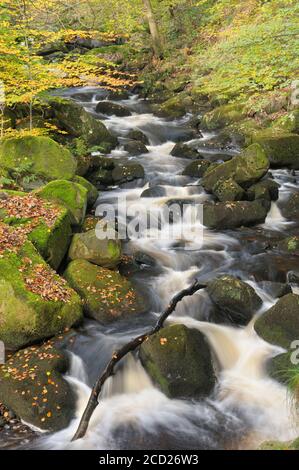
left=28, top=89, right=299, bottom=449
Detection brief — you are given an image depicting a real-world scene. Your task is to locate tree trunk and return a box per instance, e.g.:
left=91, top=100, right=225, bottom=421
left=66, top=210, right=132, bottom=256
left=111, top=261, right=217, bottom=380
left=143, top=0, right=163, bottom=58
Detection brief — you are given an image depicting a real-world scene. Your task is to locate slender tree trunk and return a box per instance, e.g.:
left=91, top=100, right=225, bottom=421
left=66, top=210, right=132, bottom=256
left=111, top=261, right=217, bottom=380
left=142, top=0, right=163, bottom=58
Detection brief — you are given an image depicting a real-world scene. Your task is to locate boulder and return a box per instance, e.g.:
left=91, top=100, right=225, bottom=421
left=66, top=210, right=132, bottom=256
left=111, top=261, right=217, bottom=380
left=281, top=192, right=299, bottom=221
left=254, top=294, right=299, bottom=349
left=141, top=186, right=166, bottom=198
left=212, top=178, right=245, bottom=202
left=247, top=179, right=280, bottom=201
left=203, top=200, right=269, bottom=230
left=0, top=237, right=82, bottom=350
left=251, top=131, right=299, bottom=169
left=112, top=163, right=145, bottom=184
left=276, top=236, right=299, bottom=256
left=0, top=190, right=72, bottom=270
left=258, top=281, right=292, bottom=299
left=182, top=160, right=211, bottom=177
left=0, top=343, right=75, bottom=431
left=153, top=92, right=193, bottom=118
left=203, top=144, right=269, bottom=191
left=64, top=259, right=147, bottom=324
left=139, top=324, right=216, bottom=398
left=95, top=101, right=131, bottom=117
left=207, top=276, right=262, bottom=325
left=36, top=180, right=88, bottom=227
left=0, top=136, right=77, bottom=182
left=47, top=97, right=117, bottom=149
left=68, top=229, right=121, bottom=268
left=201, top=104, right=246, bottom=130
left=123, top=140, right=149, bottom=155
left=73, top=175, right=98, bottom=207
left=171, top=143, right=200, bottom=160
left=127, top=129, right=149, bottom=145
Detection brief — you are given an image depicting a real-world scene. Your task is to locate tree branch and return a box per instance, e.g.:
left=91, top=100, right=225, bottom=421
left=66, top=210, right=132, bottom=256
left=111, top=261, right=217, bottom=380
left=71, top=279, right=206, bottom=442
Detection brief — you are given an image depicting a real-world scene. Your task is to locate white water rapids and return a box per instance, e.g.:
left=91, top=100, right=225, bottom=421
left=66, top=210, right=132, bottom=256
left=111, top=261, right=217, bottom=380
left=35, top=88, right=299, bottom=450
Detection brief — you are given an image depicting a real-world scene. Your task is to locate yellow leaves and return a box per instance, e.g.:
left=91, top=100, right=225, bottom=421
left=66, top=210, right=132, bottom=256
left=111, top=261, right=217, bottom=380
left=160, top=337, right=168, bottom=346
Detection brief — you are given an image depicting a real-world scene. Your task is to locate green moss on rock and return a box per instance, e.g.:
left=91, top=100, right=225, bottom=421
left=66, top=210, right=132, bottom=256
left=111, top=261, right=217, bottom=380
left=212, top=178, right=245, bottom=202
left=68, top=229, right=121, bottom=268
left=203, top=144, right=269, bottom=192
left=254, top=294, right=299, bottom=349
left=182, top=159, right=211, bottom=177
left=0, top=240, right=83, bottom=350
left=64, top=259, right=147, bottom=324
left=0, top=136, right=77, bottom=182
left=207, top=275, right=262, bottom=325
left=201, top=104, right=246, bottom=131
left=251, top=130, right=299, bottom=169
left=0, top=343, right=75, bottom=431
left=139, top=324, right=216, bottom=398
left=73, top=175, right=98, bottom=207
left=36, top=180, right=88, bottom=226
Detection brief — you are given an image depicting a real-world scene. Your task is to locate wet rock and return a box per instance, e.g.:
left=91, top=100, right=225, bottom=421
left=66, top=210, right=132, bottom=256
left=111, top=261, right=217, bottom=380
left=203, top=144, right=269, bottom=192
left=153, top=93, right=193, bottom=118
left=46, top=97, right=116, bottom=148
left=112, top=163, right=145, bottom=184
left=123, top=140, right=149, bottom=155
left=141, top=186, right=166, bottom=198
left=0, top=136, right=77, bottom=183
left=127, top=129, right=149, bottom=145
left=139, top=324, right=216, bottom=399
left=281, top=192, right=299, bottom=221
left=207, top=275, right=262, bottom=325
left=0, top=343, right=75, bottom=432
left=95, top=101, right=131, bottom=117
left=182, top=160, right=211, bottom=177
left=36, top=180, right=88, bottom=227
left=212, top=178, right=245, bottom=202
left=255, top=293, right=299, bottom=349
left=247, top=179, right=280, bottom=201
left=251, top=131, right=299, bottom=169
left=64, top=259, right=147, bottom=324
left=0, top=239, right=82, bottom=350
left=107, top=90, right=130, bottom=100
left=171, top=143, right=201, bottom=160
left=68, top=229, right=121, bottom=268
left=203, top=200, right=269, bottom=230
left=134, top=251, right=157, bottom=267
left=259, top=281, right=292, bottom=299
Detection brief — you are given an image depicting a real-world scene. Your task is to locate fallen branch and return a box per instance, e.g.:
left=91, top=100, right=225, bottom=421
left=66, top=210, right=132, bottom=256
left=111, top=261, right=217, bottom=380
left=71, top=279, right=206, bottom=442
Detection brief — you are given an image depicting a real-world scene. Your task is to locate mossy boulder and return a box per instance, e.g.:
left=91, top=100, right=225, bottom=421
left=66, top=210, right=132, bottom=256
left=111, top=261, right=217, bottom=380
left=207, top=276, right=262, bottom=325
left=247, top=179, right=280, bottom=202
left=68, top=229, right=121, bottom=268
left=254, top=294, right=299, bottom=349
left=0, top=190, right=72, bottom=270
left=212, top=178, right=245, bottom=202
left=0, top=343, right=75, bottom=431
left=273, top=109, right=299, bottom=134
left=251, top=130, right=299, bottom=169
left=182, top=159, right=211, bottom=177
left=95, top=101, right=131, bottom=117
left=0, top=239, right=83, bottom=350
left=73, top=175, right=98, bottom=207
left=64, top=259, right=147, bottom=324
left=36, top=180, right=88, bottom=226
left=112, top=163, right=145, bottom=184
left=203, top=200, right=269, bottom=230
left=201, top=104, right=246, bottom=131
left=139, top=324, right=216, bottom=398
left=276, top=236, right=299, bottom=256
left=0, top=136, right=77, bottom=183
left=171, top=143, right=200, bottom=160
left=203, top=144, right=269, bottom=192
left=47, top=97, right=117, bottom=148
left=154, top=93, right=193, bottom=118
